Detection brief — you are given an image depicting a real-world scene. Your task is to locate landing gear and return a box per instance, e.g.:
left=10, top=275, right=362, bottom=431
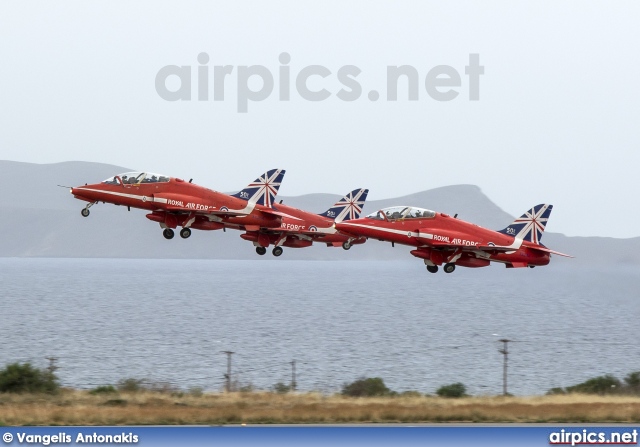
left=444, top=263, right=456, bottom=273
left=272, top=246, right=283, bottom=257
left=163, top=228, right=175, bottom=240
left=426, top=265, right=438, bottom=273
left=256, top=246, right=267, bottom=256
left=342, top=241, right=351, bottom=250
left=180, top=228, right=192, bottom=239
left=81, top=202, right=95, bottom=217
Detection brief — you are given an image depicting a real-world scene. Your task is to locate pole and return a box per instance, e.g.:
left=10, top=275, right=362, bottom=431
left=221, top=351, right=234, bottom=392
left=290, top=359, right=296, bottom=392
left=498, top=339, right=510, bottom=395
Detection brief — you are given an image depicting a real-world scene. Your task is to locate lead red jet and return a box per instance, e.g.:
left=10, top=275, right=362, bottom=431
left=335, top=204, right=572, bottom=273
left=69, top=169, right=288, bottom=239
left=236, top=188, right=369, bottom=257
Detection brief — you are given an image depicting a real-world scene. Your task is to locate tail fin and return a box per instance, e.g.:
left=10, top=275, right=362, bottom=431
left=319, top=188, right=369, bottom=223
left=498, top=204, right=553, bottom=244
left=232, top=169, right=285, bottom=207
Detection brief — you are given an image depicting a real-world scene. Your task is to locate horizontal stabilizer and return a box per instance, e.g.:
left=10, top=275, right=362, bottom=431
left=529, top=245, right=574, bottom=258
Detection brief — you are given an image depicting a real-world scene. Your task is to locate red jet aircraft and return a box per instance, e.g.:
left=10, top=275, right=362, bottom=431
left=335, top=204, right=572, bottom=273
left=236, top=188, right=369, bottom=257
left=70, top=169, right=288, bottom=239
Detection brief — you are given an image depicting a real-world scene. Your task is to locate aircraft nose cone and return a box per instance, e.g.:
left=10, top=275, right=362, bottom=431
left=70, top=185, right=94, bottom=200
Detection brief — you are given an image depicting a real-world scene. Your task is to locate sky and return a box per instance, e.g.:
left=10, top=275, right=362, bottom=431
left=1, top=1, right=639, bottom=238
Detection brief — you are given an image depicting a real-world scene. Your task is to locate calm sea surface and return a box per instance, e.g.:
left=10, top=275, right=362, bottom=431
left=0, top=258, right=638, bottom=396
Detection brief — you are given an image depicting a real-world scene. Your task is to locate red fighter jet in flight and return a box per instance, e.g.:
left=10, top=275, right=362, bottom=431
left=69, top=169, right=288, bottom=239
left=236, top=188, right=369, bottom=257
left=335, top=204, right=572, bottom=273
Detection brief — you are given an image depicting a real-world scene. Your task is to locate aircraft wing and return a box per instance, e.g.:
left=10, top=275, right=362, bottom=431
left=159, top=205, right=301, bottom=219
left=426, top=240, right=573, bottom=257
left=420, top=240, right=518, bottom=252
left=157, top=204, right=248, bottom=216
left=475, top=245, right=520, bottom=252
left=206, top=209, right=253, bottom=217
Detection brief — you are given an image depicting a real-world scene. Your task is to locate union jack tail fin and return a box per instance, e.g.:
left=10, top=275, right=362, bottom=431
left=498, top=204, right=553, bottom=244
left=319, top=188, right=369, bottom=223
left=232, top=169, right=285, bottom=208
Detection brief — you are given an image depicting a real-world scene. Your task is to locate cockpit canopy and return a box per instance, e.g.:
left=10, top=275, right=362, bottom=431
left=102, top=172, right=170, bottom=185
left=367, top=206, right=436, bottom=221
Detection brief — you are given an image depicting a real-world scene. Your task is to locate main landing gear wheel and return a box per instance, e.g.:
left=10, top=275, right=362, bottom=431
left=342, top=241, right=351, bottom=250
left=256, top=246, right=267, bottom=256
left=272, top=246, right=283, bottom=257
left=180, top=228, right=192, bottom=239
left=444, top=263, right=456, bottom=273
left=426, top=265, right=438, bottom=273
left=163, top=228, right=175, bottom=240
left=81, top=208, right=90, bottom=217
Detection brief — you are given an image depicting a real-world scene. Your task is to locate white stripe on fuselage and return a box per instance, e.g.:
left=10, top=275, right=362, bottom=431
left=78, top=188, right=163, bottom=203
left=338, top=222, right=523, bottom=251
left=337, top=222, right=434, bottom=239
left=77, top=188, right=258, bottom=215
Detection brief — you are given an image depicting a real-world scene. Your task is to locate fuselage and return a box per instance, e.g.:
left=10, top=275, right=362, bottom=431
left=71, top=173, right=282, bottom=231
left=239, top=202, right=366, bottom=248
left=336, top=209, right=550, bottom=268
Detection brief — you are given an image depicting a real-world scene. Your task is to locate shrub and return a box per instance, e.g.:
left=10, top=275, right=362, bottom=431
left=399, top=390, right=422, bottom=397
left=0, top=362, right=59, bottom=394
left=238, top=384, right=254, bottom=393
left=546, top=387, right=567, bottom=395
left=102, top=398, right=127, bottom=406
left=89, top=385, right=117, bottom=395
left=565, top=375, right=621, bottom=395
left=117, top=378, right=146, bottom=392
left=341, top=377, right=391, bottom=397
left=147, top=381, right=180, bottom=394
left=436, top=382, right=467, bottom=398
left=188, top=386, right=204, bottom=397
left=624, top=372, right=640, bottom=393
left=271, top=382, right=291, bottom=394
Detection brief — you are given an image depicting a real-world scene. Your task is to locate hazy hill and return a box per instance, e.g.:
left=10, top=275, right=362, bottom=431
left=0, top=160, right=638, bottom=264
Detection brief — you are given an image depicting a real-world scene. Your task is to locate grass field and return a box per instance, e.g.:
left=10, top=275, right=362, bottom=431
left=1, top=391, right=639, bottom=425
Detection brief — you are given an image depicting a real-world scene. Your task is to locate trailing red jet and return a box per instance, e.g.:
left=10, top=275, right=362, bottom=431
left=335, top=204, right=572, bottom=273
left=237, top=188, right=369, bottom=257
left=69, top=169, right=288, bottom=239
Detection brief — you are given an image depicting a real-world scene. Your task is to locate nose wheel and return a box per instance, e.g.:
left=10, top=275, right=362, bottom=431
left=256, top=246, right=267, bottom=256
left=163, top=228, right=175, bottom=239
left=80, top=202, right=96, bottom=217
left=342, top=241, right=351, bottom=250
left=426, top=265, right=438, bottom=273
left=272, top=246, right=283, bottom=257
left=180, top=228, right=192, bottom=239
